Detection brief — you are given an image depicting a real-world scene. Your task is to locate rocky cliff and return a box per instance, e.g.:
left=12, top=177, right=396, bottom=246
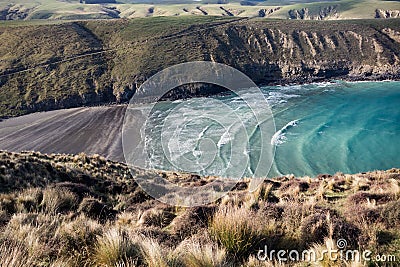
left=288, top=6, right=339, bottom=20
left=376, top=9, right=400, bottom=18
left=0, top=17, right=400, bottom=117
left=0, top=4, right=32, bottom=20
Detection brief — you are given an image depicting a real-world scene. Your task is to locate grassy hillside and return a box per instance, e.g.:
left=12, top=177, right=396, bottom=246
left=0, top=17, right=400, bottom=118
left=0, top=0, right=399, bottom=20
left=0, top=16, right=234, bottom=117
left=0, top=150, right=399, bottom=266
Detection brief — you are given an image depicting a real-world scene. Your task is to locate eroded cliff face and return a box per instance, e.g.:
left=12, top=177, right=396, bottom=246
left=0, top=4, right=32, bottom=20
left=376, top=9, right=400, bottom=18
left=288, top=6, right=339, bottom=20
left=107, top=19, right=400, bottom=101
left=0, top=18, right=399, bottom=117
left=210, top=24, right=400, bottom=83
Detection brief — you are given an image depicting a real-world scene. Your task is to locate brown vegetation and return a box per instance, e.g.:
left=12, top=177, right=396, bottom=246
left=0, top=150, right=399, bottom=266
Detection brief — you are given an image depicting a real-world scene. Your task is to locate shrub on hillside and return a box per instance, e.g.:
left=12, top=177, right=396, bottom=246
left=169, top=206, right=216, bottom=239
left=52, top=182, right=93, bottom=200
left=16, top=188, right=43, bottom=213
left=300, top=211, right=360, bottom=248
left=0, top=193, right=17, bottom=215
left=344, top=204, right=383, bottom=228
left=381, top=200, right=400, bottom=228
left=347, top=192, right=393, bottom=205
left=137, top=208, right=176, bottom=228
left=78, top=198, right=116, bottom=222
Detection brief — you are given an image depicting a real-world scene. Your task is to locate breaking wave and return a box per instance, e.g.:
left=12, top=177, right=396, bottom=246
left=271, top=119, right=299, bottom=145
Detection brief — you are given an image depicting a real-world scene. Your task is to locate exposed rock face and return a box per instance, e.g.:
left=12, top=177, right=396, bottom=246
left=0, top=19, right=400, bottom=117
left=258, top=7, right=281, bottom=18
left=376, top=9, right=400, bottom=18
left=382, top=27, right=400, bottom=42
left=0, top=4, right=31, bottom=20
left=289, top=8, right=309, bottom=20
left=289, top=6, right=339, bottom=20
left=204, top=24, right=399, bottom=85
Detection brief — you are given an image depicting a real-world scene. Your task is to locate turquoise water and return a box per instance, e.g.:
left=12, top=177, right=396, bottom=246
left=143, top=81, right=400, bottom=178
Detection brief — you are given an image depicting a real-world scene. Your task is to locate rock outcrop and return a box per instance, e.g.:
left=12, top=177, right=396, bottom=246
left=258, top=7, right=281, bottom=18
left=289, top=6, right=339, bottom=20
left=0, top=4, right=32, bottom=20
left=376, top=9, right=400, bottom=19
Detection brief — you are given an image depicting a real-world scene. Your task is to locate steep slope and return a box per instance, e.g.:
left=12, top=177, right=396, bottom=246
left=0, top=17, right=400, bottom=118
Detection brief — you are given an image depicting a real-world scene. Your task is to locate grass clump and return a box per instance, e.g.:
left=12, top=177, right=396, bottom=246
left=92, top=228, right=141, bottom=267
left=40, top=187, right=78, bottom=214
left=209, top=205, right=269, bottom=261
left=57, top=215, right=103, bottom=265
left=15, top=188, right=43, bottom=213
left=138, top=237, right=180, bottom=267
left=2, top=212, right=63, bottom=263
left=311, top=238, right=344, bottom=267
left=0, top=241, right=34, bottom=267
left=176, top=239, right=228, bottom=267
left=137, top=208, right=176, bottom=228
left=78, top=197, right=116, bottom=222
left=381, top=200, right=400, bottom=228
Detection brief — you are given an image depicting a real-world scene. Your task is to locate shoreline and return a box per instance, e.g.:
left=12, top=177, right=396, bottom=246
left=1, top=79, right=399, bottom=179
left=1, top=148, right=399, bottom=183
left=1, top=77, right=399, bottom=121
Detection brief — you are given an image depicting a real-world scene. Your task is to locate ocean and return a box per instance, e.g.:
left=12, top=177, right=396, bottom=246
left=134, top=81, right=400, bottom=178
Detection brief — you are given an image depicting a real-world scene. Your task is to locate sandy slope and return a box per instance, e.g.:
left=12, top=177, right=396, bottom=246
left=0, top=105, right=126, bottom=162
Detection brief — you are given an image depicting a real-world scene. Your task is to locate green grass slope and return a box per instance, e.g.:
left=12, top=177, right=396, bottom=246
left=0, top=17, right=400, bottom=118
left=1, top=0, right=400, bottom=20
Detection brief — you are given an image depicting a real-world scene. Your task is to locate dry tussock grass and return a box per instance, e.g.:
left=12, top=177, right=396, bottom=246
left=0, top=151, right=399, bottom=266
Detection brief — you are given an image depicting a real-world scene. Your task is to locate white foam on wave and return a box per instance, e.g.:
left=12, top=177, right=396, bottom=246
left=217, top=130, right=232, bottom=148
left=271, top=120, right=299, bottom=146
left=315, top=82, right=336, bottom=88
left=266, top=92, right=300, bottom=106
